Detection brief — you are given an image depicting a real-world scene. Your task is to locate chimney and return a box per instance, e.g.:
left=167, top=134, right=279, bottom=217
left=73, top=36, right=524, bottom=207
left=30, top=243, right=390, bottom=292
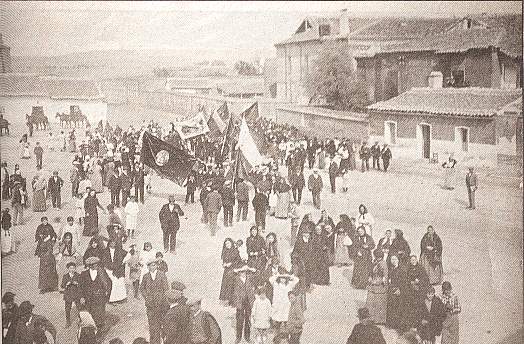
left=339, top=9, right=349, bottom=36
left=428, top=71, right=443, bottom=89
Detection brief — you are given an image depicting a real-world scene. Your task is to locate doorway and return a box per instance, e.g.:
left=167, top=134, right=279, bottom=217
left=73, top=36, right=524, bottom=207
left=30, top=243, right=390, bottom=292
left=420, top=124, right=431, bottom=159
left=455, top=127, right=469, bottom=152
left=384, top=121, right=397, bottom=144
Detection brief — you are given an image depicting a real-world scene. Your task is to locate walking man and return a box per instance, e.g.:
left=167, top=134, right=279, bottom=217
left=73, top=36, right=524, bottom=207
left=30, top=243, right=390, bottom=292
left=120, top=167, right=132, bottom=207
left=140, top=258, right=169, bottom=344
left=290, top=169, right=305, bottom=204
left=34, top=142, right=44, bottom=169
left=370, top=141, right=381, bottom=170
left=221, top=180, right=235, bottom=227
left=61, top=262, right=81, bottom=328
left=163, top=283, right=190, bottom=344
left=381, top=144, right=392, bottom=172
left=465, top=167, right=478, bottom=210
left=47, top=171, right=64, bottom=209
left=159, top=195, right=184, bottom=253
left=108, top=168, right=121, bottom=207
left=236, top=178, right=250, bottom=222
left=11, top=182, right=24, bottom=225
left=307, top=169, right=323, bottom=209
left=359, top=141, right=371, bottom=172
left=205, top=185, right=223, bottom=236
left=328, top=158, right=338, bottom=193
left=232, top=265, right=257, bottom=344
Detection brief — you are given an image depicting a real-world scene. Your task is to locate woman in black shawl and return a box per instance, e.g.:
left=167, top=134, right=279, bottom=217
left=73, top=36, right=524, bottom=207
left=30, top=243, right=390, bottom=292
left=297, top=213, right=314, bottom=238
left=420, top=225, right=443, bottom=285
left=219, top=238, right=241, bottom=305
left=83, top=237, right=104, bottom=267
left=386, top=255, right=408, bottom=330
left=37, top=239, right=58, bottom=293
left=404, top=255, right=431, bottom=330
left=351, top=226, right=375, bottom=289
left=388, top=229, right=411, bottom=269
left=83, top=189, right=105, bottom=236
left=310, top=225, right=331, bottom=285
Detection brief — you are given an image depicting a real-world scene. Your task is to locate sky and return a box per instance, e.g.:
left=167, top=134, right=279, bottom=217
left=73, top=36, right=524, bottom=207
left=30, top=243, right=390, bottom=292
left=1, top=1, right=521, bottom=57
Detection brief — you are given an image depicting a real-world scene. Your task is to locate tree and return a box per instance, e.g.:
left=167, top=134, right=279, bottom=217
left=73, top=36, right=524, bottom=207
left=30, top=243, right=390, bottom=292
left=234, top=60, right=259, bottom=76
left=305, top=42, right=369, bottom=111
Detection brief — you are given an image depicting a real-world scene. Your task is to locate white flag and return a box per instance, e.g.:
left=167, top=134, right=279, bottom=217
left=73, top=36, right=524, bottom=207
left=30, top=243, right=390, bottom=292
left=237, top=117, right=264, bottom=167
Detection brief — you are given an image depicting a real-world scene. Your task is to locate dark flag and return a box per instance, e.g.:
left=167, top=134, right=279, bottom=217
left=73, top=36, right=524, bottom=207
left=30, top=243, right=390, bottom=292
left=219, top=115, right=235, bottom=161
left=241, top=102, right=259, bottom=123
left=238, top=102, right=267, bottom=155
left=140, top=131, right=198, bottom=186
left=207, top=102, right=228, bottom=141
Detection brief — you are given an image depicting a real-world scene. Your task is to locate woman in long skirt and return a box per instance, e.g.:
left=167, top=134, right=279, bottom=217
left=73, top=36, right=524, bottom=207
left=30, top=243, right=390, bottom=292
left=386, top=255, right=408, bottom=330
left=89, top=160, right=104, bottom=193
left=440, top=281, right=461, bottom=344
left=31, top=172, right=47, bottom=212
left=351, top=226, right=375, bottom=289
left=334, top=214, right=354, bottom=266
left=419, top=225, right=443, bottom=285
left=103, top=240, right=130, bottom=303
left=365, top=250, right=388, bottom=324
left=310, top=225, right=330, bottom=285
left=37, top=239, right=58, bottom=293
left=83, top=190, right=104, bottom=236
left=219, top=238, right=241, bottom=305
left=275, top=180, right=291, bottom=219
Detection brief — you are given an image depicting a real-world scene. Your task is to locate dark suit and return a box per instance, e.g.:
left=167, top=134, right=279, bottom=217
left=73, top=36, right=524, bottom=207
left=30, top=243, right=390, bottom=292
left=159, top=203, right=184, bottom=252
left=163, top=300, right=190, bottom=344
left=47, top=176, right=64, bottom=208
left=328, top=161, right=338, bottom=193
left=346, top=321, right=386, bottom=344
left=14, top=314, right=56, bottom=344
left=290, top=172, right=305, bottom=204
left=101, top=247, right=128, bottom=278
left=235, top=181, right=250, bottom=222
left=414, top=296, right=446, bottom=343
left=140, top=271, right=169, bottom=344
left=465, top=172, right=478, bottom=209
left=61, top=271, right=81, bottom=324
left=108, top=173, right=121, bottom=207
left=231, top=274, right=256, bottom=342
left=120, top=172, right=132, bottom=206
left=79, top=268, right=112, bottom=329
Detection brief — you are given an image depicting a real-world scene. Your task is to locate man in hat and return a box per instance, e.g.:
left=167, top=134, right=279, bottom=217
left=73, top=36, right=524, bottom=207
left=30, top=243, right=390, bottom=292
left=163, top=283, right=190, bottom=344
left=14, top=301, right=57, bottom=344
left=47, top=171, right=64, bottom=209
left=232, top=264, right=257, bottom=343
left=79, top=256, right=112, bottom=333
left=120, top=167, right=133, bottom=207
left=307, top=169, right=323, bottom=209
left=359, top=141, right=371, bottom=172
left=159, top=195, right=185, bottom=253
left=381, top=143, right=392, bottom=172
left=220, top=180, right=235, bottom=227
left=34, top=141, right=44, bottom=169
left=465, top=167, right=478, bottom=210
left=60, top=261, right=81, bottom=327
left=199, top=182, right=212, bottom=224
left=2, top=292, right=18, bottom=343
left=140, top=258, right=169, bottom=344
left=235, top=178, right=250, bottom=222
left=370, top=141, right=382, bottom=170
left=187, top=296, right=222, bottom=344
left=414, top=286, right=446, bottom=344
left=346, top=307, right=386, bottom=344
left=70, top=162, right=80, bottom=197
left=10, top=181, right=24, bottom=226
left=205, top=185, right=223, bottom=236
left=328, top=157, right=339, bottom=193
left=108, top=167, right=122, bottom=207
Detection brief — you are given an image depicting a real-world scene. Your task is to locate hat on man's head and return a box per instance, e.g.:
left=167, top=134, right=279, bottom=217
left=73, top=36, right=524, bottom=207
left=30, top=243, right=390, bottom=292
left=166, top=289, right=182, bottom=301
left=171, top=281, right=186, bottom=291
left=2, top=292, right=15, bottom=304
left=18, top=301, right=35, bottom=316
left=85, top=256, right=101, bottom=266
left=147, top=257, right=159, bottom=266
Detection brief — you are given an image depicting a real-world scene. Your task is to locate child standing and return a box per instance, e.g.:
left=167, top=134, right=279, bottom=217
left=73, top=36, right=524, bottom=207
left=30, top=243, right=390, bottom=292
left=251, top=287, right=272, bottom=344
left=288, top=202, right=300, bottom=247
left=127, top=244, right=141, bottom=299
left=60, top=262, right=81, bottom=328
left=1, top=208, right=14, bottom=256
left=155, top=251, right=168, bottom=273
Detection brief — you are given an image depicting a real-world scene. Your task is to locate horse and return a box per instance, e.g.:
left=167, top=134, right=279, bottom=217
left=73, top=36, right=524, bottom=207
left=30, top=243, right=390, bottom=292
left=0, top=116, right=10, bottom=136
left=26, top=114, right=49, bottom=131
left=56, top=112, right=71, bottom=128
left=70, top=112, right=87, bottom=128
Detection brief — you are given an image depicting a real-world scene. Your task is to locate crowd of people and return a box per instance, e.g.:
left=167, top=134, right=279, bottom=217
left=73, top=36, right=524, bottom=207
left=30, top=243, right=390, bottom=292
left=1, top=114, right=463, bottom=344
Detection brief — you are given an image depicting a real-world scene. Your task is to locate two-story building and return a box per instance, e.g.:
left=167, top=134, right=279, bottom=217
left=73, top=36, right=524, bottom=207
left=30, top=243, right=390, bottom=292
left=357, top=15, right=522, bottom=102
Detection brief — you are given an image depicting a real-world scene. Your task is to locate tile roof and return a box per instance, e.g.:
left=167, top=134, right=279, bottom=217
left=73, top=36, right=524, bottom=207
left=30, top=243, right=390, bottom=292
left=277, top=105, right=369, bottom=122
left=349, top=17, right=456, bottom=40
left=367, top=87, right=522, bottom=117
left=0, top=73, right=47, bottom=97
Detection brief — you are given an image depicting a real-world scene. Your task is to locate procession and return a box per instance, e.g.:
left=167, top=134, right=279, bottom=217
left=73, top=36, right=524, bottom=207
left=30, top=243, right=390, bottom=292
left=1, top=2, right=522, bottom=344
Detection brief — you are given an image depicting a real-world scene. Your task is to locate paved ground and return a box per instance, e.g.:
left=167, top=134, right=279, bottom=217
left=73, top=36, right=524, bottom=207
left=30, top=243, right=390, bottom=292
left=1, top=119, right=522, bottom=344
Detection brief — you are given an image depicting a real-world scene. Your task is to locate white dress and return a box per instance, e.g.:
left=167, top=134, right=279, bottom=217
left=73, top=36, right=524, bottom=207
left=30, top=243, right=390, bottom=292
left=124, top=202, right=139, bottom=230
left=107, top=251, right=131, bottom=302
left=357, top=213, right=375, bottom=236
left=270, top=275, right=299, bottom=322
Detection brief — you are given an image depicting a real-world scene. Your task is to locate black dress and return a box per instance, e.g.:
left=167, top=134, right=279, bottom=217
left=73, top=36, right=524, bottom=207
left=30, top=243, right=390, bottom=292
left=386, top=265, right=408, bottom=330
left=351, top=234, right=375, bottom=289
left=219, top=248, right=241, bottom=303
left=310, top=232, right=330, bottom=285
left=84, top=196, right=102, bottom=236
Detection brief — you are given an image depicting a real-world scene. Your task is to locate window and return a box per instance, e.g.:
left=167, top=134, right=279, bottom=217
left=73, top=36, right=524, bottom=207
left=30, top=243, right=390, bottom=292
left=451, top=68, right=466, bottom=87
left=319, top=24, right=331, bottom=36
left=455, top=127, right=469, bottom=152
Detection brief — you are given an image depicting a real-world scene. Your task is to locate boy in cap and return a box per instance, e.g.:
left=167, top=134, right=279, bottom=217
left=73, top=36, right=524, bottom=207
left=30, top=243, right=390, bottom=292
left=60, top=261, right=81, bottom=327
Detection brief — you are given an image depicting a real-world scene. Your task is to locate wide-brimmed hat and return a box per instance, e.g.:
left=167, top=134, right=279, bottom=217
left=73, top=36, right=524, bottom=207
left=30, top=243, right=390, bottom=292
left=85, top=256, right=101, bottom=266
